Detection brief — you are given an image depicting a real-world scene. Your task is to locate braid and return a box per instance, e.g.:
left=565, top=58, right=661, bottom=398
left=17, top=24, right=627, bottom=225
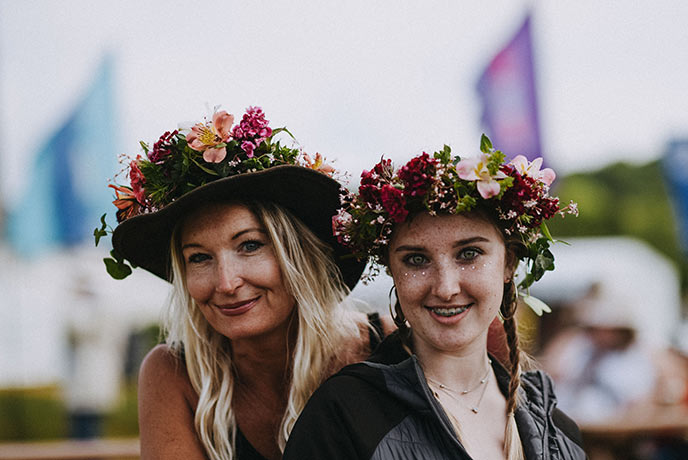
left=500, top=280, right=521, bottom=415
left=501, top=280, right=525, bottom=459
left=389, top=286, right=412, bottom=354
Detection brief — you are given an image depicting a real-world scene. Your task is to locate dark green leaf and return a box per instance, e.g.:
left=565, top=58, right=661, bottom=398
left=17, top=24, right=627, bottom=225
left=103, top=258, right=133, bottom=280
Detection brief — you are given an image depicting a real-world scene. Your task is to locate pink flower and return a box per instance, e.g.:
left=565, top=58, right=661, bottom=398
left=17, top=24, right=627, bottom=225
left=232, top=106, right=272, bottom=156
left=456, top=154, right=506, bottom=199
left=510, top=155, right=555, bottom=186
left=186, top=110, right=234, bottom=163
left=240, top=141, right=256, bottom=158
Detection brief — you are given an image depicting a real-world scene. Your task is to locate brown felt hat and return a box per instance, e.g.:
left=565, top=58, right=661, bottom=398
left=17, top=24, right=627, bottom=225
left=111, top=165, right=366, bottom=290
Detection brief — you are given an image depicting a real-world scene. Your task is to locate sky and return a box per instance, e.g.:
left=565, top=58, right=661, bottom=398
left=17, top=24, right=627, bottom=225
left=1, top=0, right=688, bottom=206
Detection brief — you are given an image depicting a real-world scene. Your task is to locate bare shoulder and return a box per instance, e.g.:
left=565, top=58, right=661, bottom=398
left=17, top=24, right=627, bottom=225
left=138, top=344, right=205, bottom=460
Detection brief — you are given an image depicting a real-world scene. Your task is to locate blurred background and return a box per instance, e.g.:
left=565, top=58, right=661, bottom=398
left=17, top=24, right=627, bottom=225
left=1, top=1, right=687, bottom=459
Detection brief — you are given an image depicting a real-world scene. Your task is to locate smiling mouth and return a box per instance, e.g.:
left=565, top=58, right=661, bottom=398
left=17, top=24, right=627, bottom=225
left=218, top=297, right=259, bottom=310
left=425, top=304, right=472, bottom=317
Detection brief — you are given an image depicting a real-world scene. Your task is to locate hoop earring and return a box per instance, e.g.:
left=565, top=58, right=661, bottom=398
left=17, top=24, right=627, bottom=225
left=388, top=285, right=407, bottom=328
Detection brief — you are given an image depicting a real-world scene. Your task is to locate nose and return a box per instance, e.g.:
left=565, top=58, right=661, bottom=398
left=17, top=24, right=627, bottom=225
left=214, top=255, right=244, bottom=294
left=431, top=263, right=462, bottom=302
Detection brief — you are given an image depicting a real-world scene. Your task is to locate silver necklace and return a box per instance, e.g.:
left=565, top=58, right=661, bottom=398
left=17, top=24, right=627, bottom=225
left=427, top=359, right=492, bottom=414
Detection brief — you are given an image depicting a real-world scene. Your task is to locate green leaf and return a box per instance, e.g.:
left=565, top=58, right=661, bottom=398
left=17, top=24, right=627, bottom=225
left=272, top=126, right=296, bottom=141
left=540, top=222, right=554, bottom=242
left=103, top=257, right=133, bottom=280
left=93, top=214, right=108, bottom=246
left=191, top=157, right=219, bottom=176
left=521, top=294, right=552, bottom=316
left=480, top=134, right=493, bottom=153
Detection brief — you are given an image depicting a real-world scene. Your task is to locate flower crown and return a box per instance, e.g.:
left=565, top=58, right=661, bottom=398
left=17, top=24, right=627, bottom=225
left=94, top=105, right=334, bottom=278
left=333, top=135, right=578, bottom=296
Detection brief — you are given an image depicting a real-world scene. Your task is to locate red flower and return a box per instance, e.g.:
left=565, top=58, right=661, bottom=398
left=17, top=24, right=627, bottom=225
left=500, top=169, right=560, bottom=228
left=359, top=159, right=392, bottom=206
left=129, top=157, right=146, bottom=204
left=148, top=130, right=178, bottom=163
left=380, top=184, right=408, bottom=223
left=398, top=152, right=437, bottom=197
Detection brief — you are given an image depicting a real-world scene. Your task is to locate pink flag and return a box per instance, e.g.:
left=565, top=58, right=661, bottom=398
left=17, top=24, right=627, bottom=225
left=476, top=14, right=542, bottom=161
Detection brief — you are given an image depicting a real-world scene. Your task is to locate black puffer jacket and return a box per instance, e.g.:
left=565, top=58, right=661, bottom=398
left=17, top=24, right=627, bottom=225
left=284, top=333, right=587, bottom=459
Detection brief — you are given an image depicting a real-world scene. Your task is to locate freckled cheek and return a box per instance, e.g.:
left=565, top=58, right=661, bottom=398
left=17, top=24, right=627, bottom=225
left=393, top=274, right=433, bottom=307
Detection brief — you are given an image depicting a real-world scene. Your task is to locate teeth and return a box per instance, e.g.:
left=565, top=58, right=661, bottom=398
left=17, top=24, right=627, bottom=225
left=429, top=305, right=470, bottom=317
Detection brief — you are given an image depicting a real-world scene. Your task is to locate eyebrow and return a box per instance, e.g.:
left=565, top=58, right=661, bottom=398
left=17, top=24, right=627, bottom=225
left=393, top=236, right=490, bottom=252
left=181, top=227, right=266, bottom=250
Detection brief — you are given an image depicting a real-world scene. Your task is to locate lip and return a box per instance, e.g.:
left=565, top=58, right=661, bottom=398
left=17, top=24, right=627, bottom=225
left=424, top=303, right=472, bottom=324
left=215, top=296, right=260, bottom=316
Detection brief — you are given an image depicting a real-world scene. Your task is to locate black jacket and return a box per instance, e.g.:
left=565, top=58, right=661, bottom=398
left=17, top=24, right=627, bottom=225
left=284, top=333, right=586, bottom=459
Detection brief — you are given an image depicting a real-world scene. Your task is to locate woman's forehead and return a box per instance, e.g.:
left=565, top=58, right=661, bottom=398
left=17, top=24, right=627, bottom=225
left=391, top=212, right=503, bottom=244
left=180, top=202, right=261, bottom=239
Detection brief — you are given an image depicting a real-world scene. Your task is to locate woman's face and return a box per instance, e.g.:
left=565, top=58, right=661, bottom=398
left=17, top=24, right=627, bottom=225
left=388, top=212, right=511, bottom=355
left=180, top=203, right=296, bottom=343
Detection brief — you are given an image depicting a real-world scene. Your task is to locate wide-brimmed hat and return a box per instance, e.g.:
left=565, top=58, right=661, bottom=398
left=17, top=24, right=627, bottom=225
left=100, top=106, right=365, bottom=290
left=112, top=165, right=365, bottom=289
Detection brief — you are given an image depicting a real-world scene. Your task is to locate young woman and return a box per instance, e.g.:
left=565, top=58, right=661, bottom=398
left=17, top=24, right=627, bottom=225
left=283, top=138, right=586, bottom=459
left=98, top=106, right=393, bottom=460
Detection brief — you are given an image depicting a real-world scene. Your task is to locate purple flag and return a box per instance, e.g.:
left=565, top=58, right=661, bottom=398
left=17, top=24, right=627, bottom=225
left=476, top=14, right=542, bottom=161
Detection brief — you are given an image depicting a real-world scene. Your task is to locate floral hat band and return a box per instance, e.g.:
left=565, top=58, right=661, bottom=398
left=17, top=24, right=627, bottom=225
left=332, top=135, right=578, bottom=296
left=95, top=105, right=344, bottom=281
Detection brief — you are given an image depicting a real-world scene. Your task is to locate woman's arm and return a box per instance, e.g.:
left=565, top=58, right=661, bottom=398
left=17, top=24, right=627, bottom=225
left=138, top=344, right=208, bottom=460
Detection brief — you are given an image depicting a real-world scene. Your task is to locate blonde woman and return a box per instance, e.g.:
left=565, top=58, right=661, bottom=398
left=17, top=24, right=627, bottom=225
left=284, top=138, right=585, bottom=459
left=99, top=106, right=392, bottom=460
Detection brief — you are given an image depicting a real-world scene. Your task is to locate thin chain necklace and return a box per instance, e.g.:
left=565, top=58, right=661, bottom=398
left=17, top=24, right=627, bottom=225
left=427, top=359, right=492, bottom=414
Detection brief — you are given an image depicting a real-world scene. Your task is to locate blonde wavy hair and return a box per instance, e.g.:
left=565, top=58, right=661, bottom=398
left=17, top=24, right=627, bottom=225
left=163, top=201, right=360, bottom=460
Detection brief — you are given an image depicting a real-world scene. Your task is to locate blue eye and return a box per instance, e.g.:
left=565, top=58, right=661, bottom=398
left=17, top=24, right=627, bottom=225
left=241, top=240, right=264, bottom=253
left=187, top=253, right=211, bottom=264
left=403, top=254, right=428, bottom=267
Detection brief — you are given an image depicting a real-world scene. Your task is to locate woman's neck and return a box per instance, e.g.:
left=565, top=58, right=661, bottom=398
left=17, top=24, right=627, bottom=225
left=414, top=335, right=492, bottom=391
left=231, top=321, right=297, bottom=390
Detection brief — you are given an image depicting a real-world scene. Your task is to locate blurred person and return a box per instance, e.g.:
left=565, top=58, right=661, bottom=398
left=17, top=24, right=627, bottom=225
left=284, top=138, right=585, bottom=459
left=66, top=275, right=126, bottom=438
left=97, top=105, right=393, bottom=460
left=541, top=290, right=657, bottom=424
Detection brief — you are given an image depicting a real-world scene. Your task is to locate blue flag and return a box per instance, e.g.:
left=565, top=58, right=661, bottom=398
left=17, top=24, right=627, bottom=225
left=662, top=139, right=688, bottom=253
left=7, top=55, right=118, bottom=256
left=476, top=14, right=542, bottom=161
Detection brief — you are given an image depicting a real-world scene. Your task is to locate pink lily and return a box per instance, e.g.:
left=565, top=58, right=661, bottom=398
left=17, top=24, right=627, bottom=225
left=456, top=154, right=506, bottom=198
left=186, top=110, right=235, bottom=163
left=510, top=155, right=555, bottom=186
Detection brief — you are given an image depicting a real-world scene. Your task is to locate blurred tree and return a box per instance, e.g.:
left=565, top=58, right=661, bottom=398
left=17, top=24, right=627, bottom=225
left=548, top=160, right=688, bottom=297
